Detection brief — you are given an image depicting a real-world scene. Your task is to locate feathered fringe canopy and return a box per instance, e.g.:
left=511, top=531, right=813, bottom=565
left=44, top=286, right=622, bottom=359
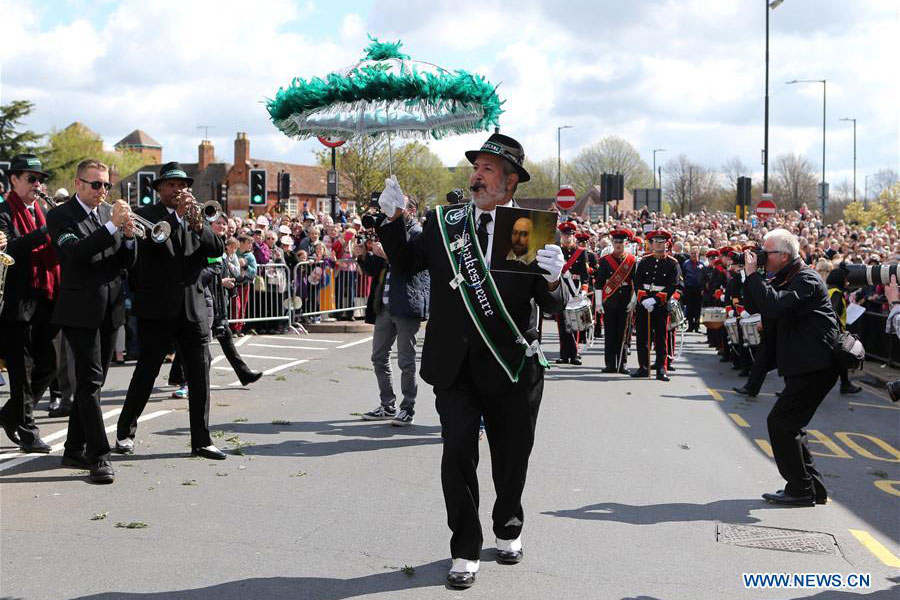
left=266, top=36, right=503, bottom=140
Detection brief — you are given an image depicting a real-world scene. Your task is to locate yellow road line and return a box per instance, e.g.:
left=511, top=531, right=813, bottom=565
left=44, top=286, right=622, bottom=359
left=848, top=529, right=900, bottom=568
left=708, top=388, right=724, bottom=401
left=754, top=439, right=773, bottom=458
left=848, top=402, right=900, bottom=411
left=728, top=413, right=750, bottom=428
left=874, top=480, right=900, bottom=498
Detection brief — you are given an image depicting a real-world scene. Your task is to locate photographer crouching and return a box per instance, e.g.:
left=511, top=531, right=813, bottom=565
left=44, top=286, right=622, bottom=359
left=355, top=201, right=431, bottom=426
left=743, top=229, right=840, bottom=507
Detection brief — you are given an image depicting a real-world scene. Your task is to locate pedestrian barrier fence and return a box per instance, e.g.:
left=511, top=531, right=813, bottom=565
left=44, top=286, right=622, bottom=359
left=851, top=310, right=900, bottom=368
left=290, top=259, right=371, bottom=321
left=225, top=262, right=294, bottom=332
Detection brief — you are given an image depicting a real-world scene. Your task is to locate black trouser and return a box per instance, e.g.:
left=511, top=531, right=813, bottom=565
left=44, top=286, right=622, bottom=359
left=603, top=303, right=629, bottom=370
left=435, top=358, right=543, bottom=560
left=0, top=299, right=57, bottom=443
left=684, top=287, right=701, bottom=331
left=767, top=368, right=839, bottom=496
left=170, top=326, right=254, bottom=385
left=555, top=315, right=578, bottom=360
left=117, top=315, right=212, bottom=448
left=62, top=320, right=116, bottom=463
left=635, top=304, right=668, bottom=370
left=744, top=342, right=769, bottom=395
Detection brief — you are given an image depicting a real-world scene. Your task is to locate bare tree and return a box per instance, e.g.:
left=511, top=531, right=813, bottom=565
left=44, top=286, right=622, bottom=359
left=661, top=155, right=722, bottom=216
left=870, top=168, right=898, bottom=198
left=772, top=153, right=818, bottom=210
left=568, top=135, right=653, bottom=195
left=721, top=156, right=749, bottom=192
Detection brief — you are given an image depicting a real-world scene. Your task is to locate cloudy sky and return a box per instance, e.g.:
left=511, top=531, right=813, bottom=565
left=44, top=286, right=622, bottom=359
left=2, top=0, right=897, bottom=192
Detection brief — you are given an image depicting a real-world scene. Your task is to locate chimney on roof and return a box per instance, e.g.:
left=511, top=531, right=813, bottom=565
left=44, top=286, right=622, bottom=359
left=198, top=139, right=214, bottom=173
left=234, top=132, right=249, bottom=169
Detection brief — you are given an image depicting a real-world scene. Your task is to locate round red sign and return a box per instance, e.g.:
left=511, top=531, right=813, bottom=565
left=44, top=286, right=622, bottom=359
left=556, top=187, right=577, bottom=211
left=756, top=199, right=776, bottom=217
left=317, top=136, right=346, bottom=148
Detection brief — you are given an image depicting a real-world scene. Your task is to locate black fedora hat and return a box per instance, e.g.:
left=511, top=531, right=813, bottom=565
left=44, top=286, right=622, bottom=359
left=9, top=153, right=50, bottom=178
left=152, top=161, right=193, bottom=189
left=465, top=133, right=531, bottom=183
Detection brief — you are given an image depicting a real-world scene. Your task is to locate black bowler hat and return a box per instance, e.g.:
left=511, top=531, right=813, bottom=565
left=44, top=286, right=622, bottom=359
left=9, top=153, right=50, bottom=177
left=465, top=133, right=531, bottom=183
left=152, top=161, right=193, bottom=189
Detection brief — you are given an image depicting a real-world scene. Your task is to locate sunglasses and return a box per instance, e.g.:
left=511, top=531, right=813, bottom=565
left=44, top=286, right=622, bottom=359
left=23, top=174, right=47, bottom=184
left=79, top=178, right=113, bottom=191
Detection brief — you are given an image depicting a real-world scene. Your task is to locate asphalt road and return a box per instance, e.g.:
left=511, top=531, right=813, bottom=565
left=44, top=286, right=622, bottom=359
left=1, top=324, right=897, bottom=600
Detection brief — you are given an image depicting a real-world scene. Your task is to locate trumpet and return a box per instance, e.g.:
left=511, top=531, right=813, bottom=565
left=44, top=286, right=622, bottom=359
left=102, top=196, right=171, bottom=243
left=184, top=197, right=222, bottom=228
left=0, top=249, right=13, bottom=307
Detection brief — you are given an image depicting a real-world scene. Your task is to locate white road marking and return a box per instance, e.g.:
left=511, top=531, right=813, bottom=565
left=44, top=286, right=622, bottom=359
left=235, top=335, right=252, bottom=347
left=249, top=343, right=327, bottom=350
left=257, top=335, right=341, bottom=343
left=336, top=337, right=373, bottom=349
left=210, top=355, right=226, bottom=366
left=0, top=410, right=173, bottom=472
left=227, top=359, right=309, bottom=387
left=239, top=354, right=304, bottom=361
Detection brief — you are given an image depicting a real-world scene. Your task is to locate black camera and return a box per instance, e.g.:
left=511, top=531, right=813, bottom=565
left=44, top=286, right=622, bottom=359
left=888, top=380, right=900, bottom=403
left=844, top=263, right=899, bottom=287
left=446, top=189, right=465, bottom=204
left=730, top=247, right=768, bottom=268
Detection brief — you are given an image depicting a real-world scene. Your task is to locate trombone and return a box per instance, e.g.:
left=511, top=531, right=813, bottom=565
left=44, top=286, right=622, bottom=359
left=102, top=196, right=171, bottom=243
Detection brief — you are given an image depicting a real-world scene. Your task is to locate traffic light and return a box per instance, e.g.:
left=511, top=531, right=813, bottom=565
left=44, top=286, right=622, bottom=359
left=249, top=169, right=267, bottom=206
left=137, top=171, right=155, bottom=206
left=217, top=183, right=228, bottom=207
left=279, top=172, right=290, bottom=199
left=736, top=176, right=751, bottom=220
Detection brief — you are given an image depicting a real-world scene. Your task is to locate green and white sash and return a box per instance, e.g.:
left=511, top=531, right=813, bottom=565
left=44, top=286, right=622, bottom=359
left=436, top=202, right=548, bottom=383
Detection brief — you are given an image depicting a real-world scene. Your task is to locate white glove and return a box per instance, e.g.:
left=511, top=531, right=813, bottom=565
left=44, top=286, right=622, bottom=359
left=641, top=298, right=656, bottom=312
left=536, top=244, right=565, bottom=282
left=626, top=293, right=637, bottom=312
left=378, top=176, right=406, bottom=216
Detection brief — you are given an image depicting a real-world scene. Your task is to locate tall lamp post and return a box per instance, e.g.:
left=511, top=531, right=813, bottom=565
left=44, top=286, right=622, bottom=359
left=786, top=78, right=827, bottom=218
left=839, top=117, right=856, bottom=202
left=864, top=174, right=869, bottom=210
left=764, top=0, right=784, bottom=193
left=557, top=125, right=572, bottom=190
left=652, top=148, right=666, bottom=188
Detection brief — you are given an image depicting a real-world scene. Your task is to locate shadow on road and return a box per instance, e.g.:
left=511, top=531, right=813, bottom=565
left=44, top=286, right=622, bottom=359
left=542, top=498, right=766, bottom=525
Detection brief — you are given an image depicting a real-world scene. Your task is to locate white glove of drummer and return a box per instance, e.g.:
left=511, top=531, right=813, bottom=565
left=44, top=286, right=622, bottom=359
left=378, top=176, right=407, bottom=217
left=536, top=244, right=565, bottom=283
left=641, top=298, right=656, bottom=312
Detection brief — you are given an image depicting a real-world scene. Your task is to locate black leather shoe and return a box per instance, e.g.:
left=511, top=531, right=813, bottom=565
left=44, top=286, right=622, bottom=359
left=630, top=368, right=649, bottom=378
left=61, top=452, right=90, bottom=469
left=239, top=371, right=264, bottom=386
left=618, top=365, right=630, bottom=374
left=496, top=547, right=524, bottom=564
left=667, top=363, right=676, bottom=372
left=656, top=370, right=670, bottom=382
left=570, top=356, right=582, bottom=366
left=762, top=490, right=814, bottom=506
left=0, top=416, right=21, bottom=446
left=555, top=358, right=569, bottom=365
left=839, top=383, right=862, bottom=395
left=601, top=366, right=616, bottom=373
left=21, top=437, right=52, bottom=453
left=446, top=571, right=475, bottom=589
left=777, top=488, right=827, bottom=505
left=89, top=460, right=115, bottom=484
left=732, top=385, right=758, bottom=398
left=775, top=390, right=782, bottom=397
left=48, top=406, right=71, bottom=418
left=192, top=445, right=227, bottom=460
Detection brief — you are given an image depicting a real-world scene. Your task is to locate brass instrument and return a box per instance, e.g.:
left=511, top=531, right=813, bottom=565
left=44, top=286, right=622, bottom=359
left=184, top=195, right=222, bottom=228
left=101, top=196, right=171, bottom=243
left=0, top=249, right=13, bottom=308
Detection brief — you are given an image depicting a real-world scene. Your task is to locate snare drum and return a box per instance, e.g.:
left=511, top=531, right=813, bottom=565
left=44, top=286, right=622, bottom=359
left=739, top=313, right=762, bottom=346
left=724, top=316, right=741, bottom=345
left=667, top=299, right=686, bottom=331
left=564, top=296, right=594, bottom=332
left=701, top=307, right=727, bottom=330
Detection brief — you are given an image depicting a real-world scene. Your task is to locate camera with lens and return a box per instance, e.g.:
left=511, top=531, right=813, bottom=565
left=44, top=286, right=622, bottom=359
left=843, top=263, right=899, bottom=288
left=446, top=188, right=465, bottom=204
left=359, top=191, right=386, bottom=243
left=730, top=246, right=768, bottom=269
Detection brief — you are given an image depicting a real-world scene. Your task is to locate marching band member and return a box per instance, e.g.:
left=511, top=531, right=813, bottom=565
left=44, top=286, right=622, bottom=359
left=0, top=154, right=59, bottom=452
left=594, top=228, right=636, bottom=373
left=46, top=159, right=136, bottom=482
left=555, top=221, right=590, bottom=365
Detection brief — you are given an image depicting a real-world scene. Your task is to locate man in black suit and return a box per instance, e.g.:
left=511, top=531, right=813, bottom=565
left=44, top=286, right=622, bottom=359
left=114, top=162, right=226, bottom=460
left=377, top=133, right=567, bottom=589
left=46, top=159, right=136, bottom=483
left=0, top=154, right=59, bottom=453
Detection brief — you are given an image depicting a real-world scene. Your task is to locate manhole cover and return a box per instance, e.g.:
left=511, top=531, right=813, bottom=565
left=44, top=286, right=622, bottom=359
left=717, top=523, right=841, bottom=556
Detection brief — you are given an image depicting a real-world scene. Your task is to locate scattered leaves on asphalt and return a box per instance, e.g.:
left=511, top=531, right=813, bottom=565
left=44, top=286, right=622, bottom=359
left=290, top=471, right=307, bottom=478
left=678, top=444, right=690, bottom=450
left=90, top=512, right=108, bottom=521
left=182, top=479, right=198, bottom=486
left=216, top=403, right=230, bottom=407
left=274, top=375, right=287, bottom=381
left=329, top=379, right=340, bottom=383
left=115, top=522, right=148, bottom=529
left=272, top=419, right=292, bottom=425
left=216, top=472, right=228, bottom=477
left=349, top=412, right=362, bottom=416
left=401, top=565, right=415, bottom=576
left=233, top=417, right=248, bottom=423
left=348, top=365, right=374, bottom=371
left=211, top=430, right=225, bottom=439
left=869, top=469, right=888, bottom=478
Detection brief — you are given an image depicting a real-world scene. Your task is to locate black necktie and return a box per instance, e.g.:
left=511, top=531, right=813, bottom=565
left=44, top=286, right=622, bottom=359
left=27, top=206, right=36, bottom=220
left=477, top=212, right=492, bottom=256
left=89, top=211, right=101, bottom=229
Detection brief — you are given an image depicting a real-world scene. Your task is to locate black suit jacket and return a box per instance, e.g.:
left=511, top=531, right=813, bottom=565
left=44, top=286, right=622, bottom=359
left=378, top=209, right=568, bottom=395
left=46, top=197, right=136, bottom=329
left=0, top=200, right=54, bottom=322
left=129, top=203, right=224, bottom=322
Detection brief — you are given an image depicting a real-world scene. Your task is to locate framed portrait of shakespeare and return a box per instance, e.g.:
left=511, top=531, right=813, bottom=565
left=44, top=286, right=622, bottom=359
left=490, top=206, right=557, bottom=275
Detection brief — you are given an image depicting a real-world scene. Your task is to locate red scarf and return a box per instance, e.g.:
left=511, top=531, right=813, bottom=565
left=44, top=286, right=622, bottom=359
left=6, top=190, right=59, bottom=300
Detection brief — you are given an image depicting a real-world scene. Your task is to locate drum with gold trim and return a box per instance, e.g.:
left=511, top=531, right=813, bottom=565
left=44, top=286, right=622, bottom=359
left=564, top=296, right=594, bottom=332
left=701, top=307, right=727, bottom=330
left=740, top=313, right=762, bottom=346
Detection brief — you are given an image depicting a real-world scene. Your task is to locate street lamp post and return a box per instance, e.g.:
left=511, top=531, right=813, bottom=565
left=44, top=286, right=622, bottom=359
left=652, top=148, right=666, bottom=188
left=839, top=117, right=856, bottom=202
left=786, top=78, right=827, bottom=218
left=557, top=125, right=572, bottom=190
left=864, top=174, right=869, bottom=210
left=764, top=0, right=784, bottom=194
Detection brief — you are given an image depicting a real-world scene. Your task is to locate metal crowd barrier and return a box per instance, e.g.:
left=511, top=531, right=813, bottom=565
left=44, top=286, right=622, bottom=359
left=851, top=310, right=900, bottom=368
left=225, top=262, right=295, bottom=332
left=291, top=259, right=371, bottom=321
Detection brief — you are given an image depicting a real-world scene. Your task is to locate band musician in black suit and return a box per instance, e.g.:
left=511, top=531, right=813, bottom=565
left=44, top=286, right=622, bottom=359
left=46, top=159, right=136, bottom=483
left=114, top=162, right=226, bottom=460
left=377, top=133, right=567, bottom=589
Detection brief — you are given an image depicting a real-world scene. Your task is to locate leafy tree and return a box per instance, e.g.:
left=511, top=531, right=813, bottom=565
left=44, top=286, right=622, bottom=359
left=315, top=137, right=390, bottom=208
left=390, top=141, right=450, bottom=209
left=568, top=135, right=653, bottom=195
left=518, top=158, right=561, bottom=198
left=0, top=100, right=44, bottom=160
